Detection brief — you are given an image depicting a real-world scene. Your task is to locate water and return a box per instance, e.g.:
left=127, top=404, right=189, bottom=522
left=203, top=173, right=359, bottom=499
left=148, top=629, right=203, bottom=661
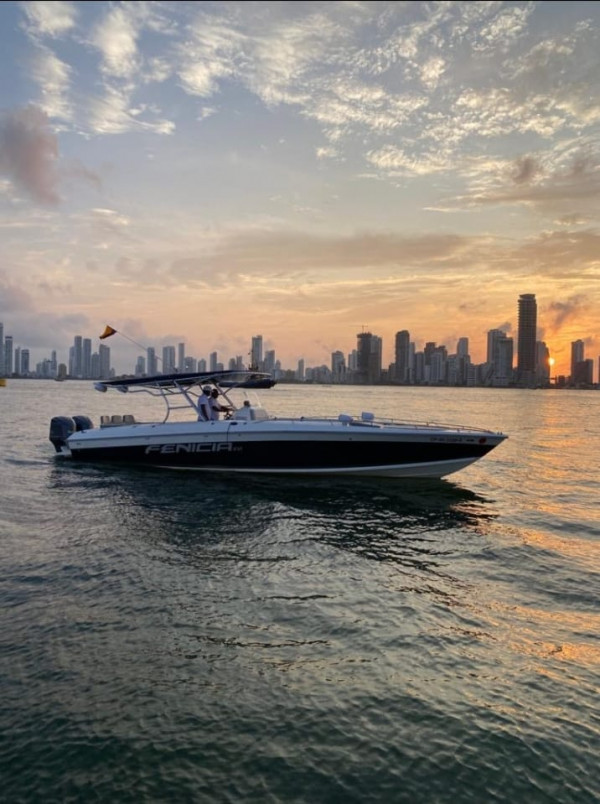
left=1, top=380, right=598, bottom=803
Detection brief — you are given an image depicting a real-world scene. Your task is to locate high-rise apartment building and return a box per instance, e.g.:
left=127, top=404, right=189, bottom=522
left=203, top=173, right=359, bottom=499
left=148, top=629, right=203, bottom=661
left=356, top=332, right=382, bottom=384
left=99, top=344, right=111, bottom=379
left=0, top=322, right=4, bottom=375
left=250, top=336, right=263, bottom=370
left=147, top=347, right=158, bottom=375
left=83, top=338, right=92, bottom=379
left=21, top=349, right=30, bottom=376
left=4, top=335, right=13, bottom=376
left=178, top=343, right=185, bottom=372
left=570, top=340, right=584, bottom=380
left=331, top=351, right=346, bottom=382
left=264, top=349, right=276, bottom=374
left=162, top=345, right=176, bottom=374
left=517, top=293, right=537, bottom=387
left=72, top=335, right=83, bottom=378
left=487, top=329, right=513, bottom=386
left=394, top=330, right=410, bottom=384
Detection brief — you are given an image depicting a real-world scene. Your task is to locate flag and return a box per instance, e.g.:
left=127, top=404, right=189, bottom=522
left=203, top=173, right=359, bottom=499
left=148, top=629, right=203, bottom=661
left=99, top=325, right=117, bottom=340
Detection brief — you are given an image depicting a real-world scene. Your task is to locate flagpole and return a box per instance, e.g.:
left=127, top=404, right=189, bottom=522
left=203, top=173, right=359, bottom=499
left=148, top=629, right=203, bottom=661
left=99, top=326, right=163, bottom=365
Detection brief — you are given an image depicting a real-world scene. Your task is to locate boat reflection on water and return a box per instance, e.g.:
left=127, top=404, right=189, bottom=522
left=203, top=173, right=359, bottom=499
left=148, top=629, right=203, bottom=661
left=48, top=463, right=497, bottom=568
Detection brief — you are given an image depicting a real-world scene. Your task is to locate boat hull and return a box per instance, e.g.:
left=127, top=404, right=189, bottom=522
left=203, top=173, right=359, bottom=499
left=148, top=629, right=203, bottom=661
left=61, top=420, right=506, bottom=479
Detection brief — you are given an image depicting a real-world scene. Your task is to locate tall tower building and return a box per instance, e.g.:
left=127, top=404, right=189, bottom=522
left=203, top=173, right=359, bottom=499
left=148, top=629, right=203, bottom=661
left=331, top=351, right=346, bottom=382
left=73, top=335, right=83, bottom=378
left=356, top=332, right=382, bottom=384
left=570, top=339, right=584, bottom=381
left=250, top=336, right=263, bottom=370
left=394, top=330, right=410, bottom=384
left=147, top=347, right=158, bottom=375
left=517, top=294, right=537, bottom=387
left=99, top=344, right=111, bottom=379
left=4, top=335, right=13, bottom=376
left=264, top=350, right=276, bottom=374
left=162, top=345, right=176, bottom=374
left=0, top=321, right=4, bottom=375
left=83, top=338, right=92, bottom=379
left=21, top=349, right=30, bottom=376
left=487, top=329, right=513, bottom=386
left=178, top=343, right=185, bottom=372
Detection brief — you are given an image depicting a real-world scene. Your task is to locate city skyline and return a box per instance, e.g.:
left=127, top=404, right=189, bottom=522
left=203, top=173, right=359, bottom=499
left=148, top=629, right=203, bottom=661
left=2, top=291, right=597, bottom=386
left=1, top=2, right=599, bottom=378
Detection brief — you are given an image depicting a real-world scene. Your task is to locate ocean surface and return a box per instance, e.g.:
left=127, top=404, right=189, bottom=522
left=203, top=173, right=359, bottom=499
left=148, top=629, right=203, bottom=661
left=1, top=380, right=598, bottom=803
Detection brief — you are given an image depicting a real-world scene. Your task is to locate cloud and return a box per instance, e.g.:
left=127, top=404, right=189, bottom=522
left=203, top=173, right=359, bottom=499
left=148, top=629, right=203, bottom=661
left=0, top=105, right=60, bottom=204
left=88, top=85, right=175, bottom=135
left=8, top=311, right=90, bottom=352
left=453, top=142, right=600, bottom=213
left=30, top=46, right=73, bottom=122
left=545, top=295, right=590, bottom=334
left=21, top=0, right=77, bottom=39
left=0, top=270, right=35, bottom=312
left=91, top=5, right=139, bottom=79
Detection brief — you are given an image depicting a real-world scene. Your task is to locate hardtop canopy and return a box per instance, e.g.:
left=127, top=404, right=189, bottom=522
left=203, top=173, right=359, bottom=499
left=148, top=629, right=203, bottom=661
left=95, top=370, right=274, bottom=392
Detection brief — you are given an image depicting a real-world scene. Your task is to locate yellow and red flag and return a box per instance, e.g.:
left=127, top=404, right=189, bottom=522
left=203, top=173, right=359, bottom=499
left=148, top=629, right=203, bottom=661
left=99, top=325, right=117, bottom=340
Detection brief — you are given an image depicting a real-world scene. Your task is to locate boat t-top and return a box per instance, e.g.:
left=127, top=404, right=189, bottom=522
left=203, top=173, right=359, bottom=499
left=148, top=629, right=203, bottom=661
left=49, top=370, right=507, bottom=478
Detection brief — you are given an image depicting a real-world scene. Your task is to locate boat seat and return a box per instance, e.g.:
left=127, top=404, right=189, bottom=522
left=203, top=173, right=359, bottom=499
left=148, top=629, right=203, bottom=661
left=233, top=406, right=269, bottom=422
left=101, top=415, right=111, bottom=426
left=123, top=414, right=136, bottom=424
left=110, top=414, right=123, bottom=425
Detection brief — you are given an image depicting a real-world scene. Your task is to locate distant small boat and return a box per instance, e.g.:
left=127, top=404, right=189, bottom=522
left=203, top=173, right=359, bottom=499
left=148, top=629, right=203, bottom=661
left=219, top=375, right=276, bottom=389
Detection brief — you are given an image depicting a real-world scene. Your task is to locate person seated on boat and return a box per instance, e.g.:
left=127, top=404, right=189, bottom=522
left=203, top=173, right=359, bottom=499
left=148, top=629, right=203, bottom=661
left=208, top=388, right=232, bottom=420
left=197, top=386, right=212, bottom=421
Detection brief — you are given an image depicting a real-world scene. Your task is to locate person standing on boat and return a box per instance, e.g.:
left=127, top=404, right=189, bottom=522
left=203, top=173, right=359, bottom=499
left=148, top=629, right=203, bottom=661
left=208, top=388, right=231, bottom=420
left=197, top=386, right=212, bottom=421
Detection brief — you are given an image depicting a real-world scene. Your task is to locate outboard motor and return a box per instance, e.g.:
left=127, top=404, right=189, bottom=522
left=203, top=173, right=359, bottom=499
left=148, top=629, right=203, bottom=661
left=49, top=416, right=75, bottom=453
left=73, top=415, right=93, bottom=432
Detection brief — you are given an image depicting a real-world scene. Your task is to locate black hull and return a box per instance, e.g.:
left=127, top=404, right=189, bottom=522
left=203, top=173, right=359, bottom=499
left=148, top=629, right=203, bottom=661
left=68, top=437, right=499, bottom=476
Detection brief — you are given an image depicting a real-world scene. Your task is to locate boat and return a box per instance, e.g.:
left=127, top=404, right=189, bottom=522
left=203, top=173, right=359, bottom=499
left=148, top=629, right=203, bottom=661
left=219, top=375, right=276, bottom=389
left=48, top=370, right=507, bottom=478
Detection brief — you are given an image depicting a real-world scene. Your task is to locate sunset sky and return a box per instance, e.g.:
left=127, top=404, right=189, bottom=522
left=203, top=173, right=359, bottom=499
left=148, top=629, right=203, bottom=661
left=1, top=0, right=599, bottom=377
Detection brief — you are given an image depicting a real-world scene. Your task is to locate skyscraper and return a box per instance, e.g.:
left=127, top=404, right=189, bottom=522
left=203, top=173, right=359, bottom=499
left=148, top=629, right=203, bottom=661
left=162, top=345, right=176, bottom=374
left=487, top=329, right=513, bottom=386
left=570, top=340, right=584, bottom=380
left=4, top=335, right=13, bottom=376
left=21, top=349, right=30, bottom=376
left=331, top=351, right=345, bottom=382
left=517, top=294, right=537, bottom=387
left=147, top=347, right=158, bottom=375
left=394, top=330, right=410, bottom=384
left=73, top=335, right=83, bottom=378
left=99, top=344, right=111, bottom=379
left=250, top=335, right=263, bottom=370
left=356, top=332, right=382, bottom=384
left=83, top=338, right=92, bottom=379
left=0, top=322, right=4, bottom=375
